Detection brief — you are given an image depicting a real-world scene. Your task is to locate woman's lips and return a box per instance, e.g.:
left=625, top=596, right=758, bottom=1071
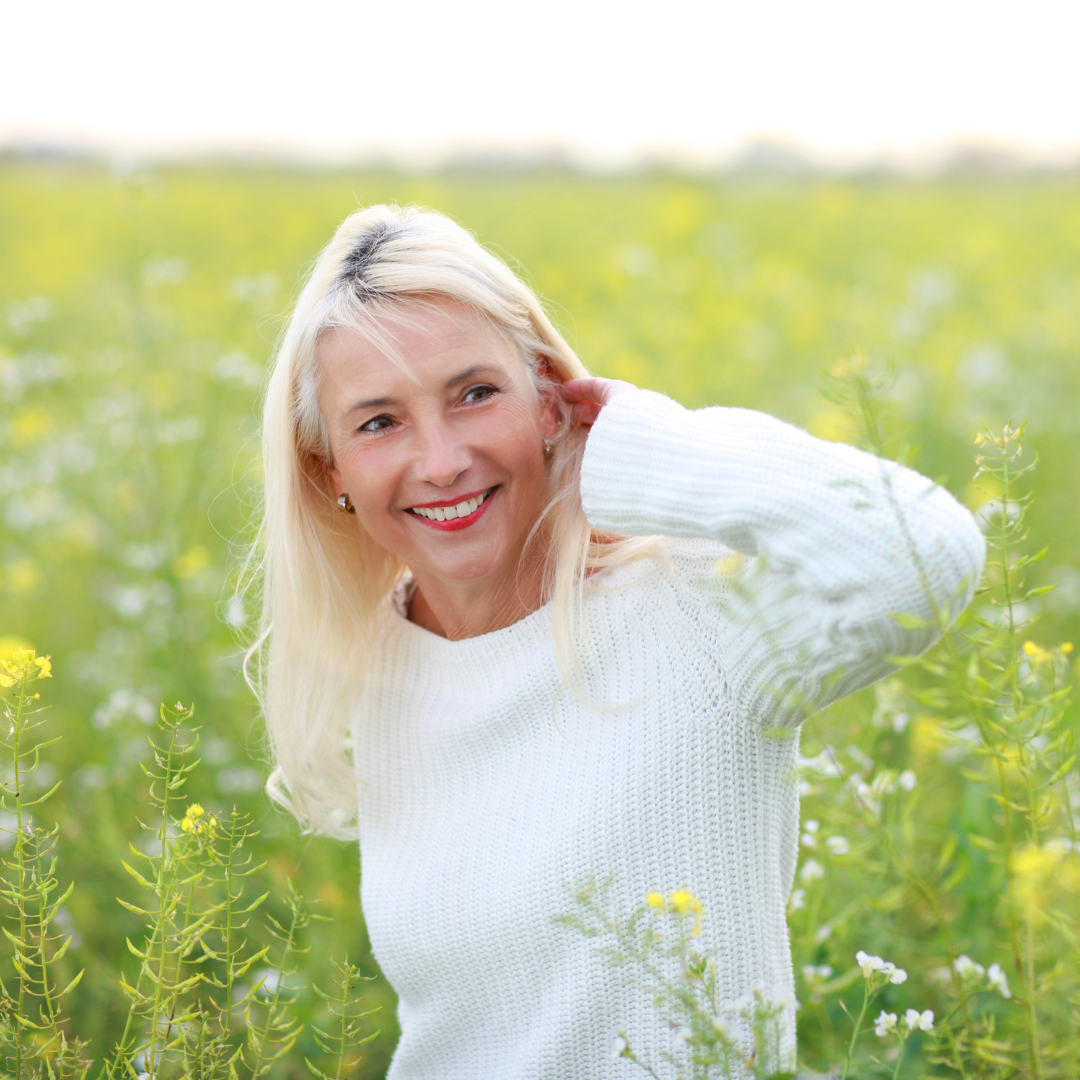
left=406, top=487, right=497, bottom=532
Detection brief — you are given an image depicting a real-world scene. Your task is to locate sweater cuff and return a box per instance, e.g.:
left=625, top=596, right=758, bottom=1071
left=579, top=387, right=697, bottom=536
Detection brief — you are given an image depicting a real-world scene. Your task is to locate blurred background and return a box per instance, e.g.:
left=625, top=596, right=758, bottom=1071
left=2, top=0, right=1079, bottom=1074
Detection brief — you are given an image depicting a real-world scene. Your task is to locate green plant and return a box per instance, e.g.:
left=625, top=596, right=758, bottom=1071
left=0, top=655, right=380, bottom=1079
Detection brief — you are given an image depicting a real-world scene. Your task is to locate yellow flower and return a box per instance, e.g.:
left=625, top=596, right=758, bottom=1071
left=0, top=637, right=34, bottom=661
left=180, top=803, right=217, bottom=837
left=0, top=644, right=52, bottom=688
left=1062, top=642, right=1074, bottom=655
left=668, top=889, right=705, bottom=936
left=713, top=553, right=745, bottom=577
left=173, top=545, right=210, bottom=580
left=1010, top=844, right=1067, bottom=924
left=645, top=891, right=665, bottom=909
left=1022, top=641, right=1053, bottom=666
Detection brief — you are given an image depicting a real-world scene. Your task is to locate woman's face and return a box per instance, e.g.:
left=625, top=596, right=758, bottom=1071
left=317, top=300, right=559, bottom=589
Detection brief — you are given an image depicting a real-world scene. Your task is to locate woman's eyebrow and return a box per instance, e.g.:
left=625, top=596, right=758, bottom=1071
left=445, top=364, right=503, bottom=387
left=345, top=365, right=504, bottom=415
left=346, top=393, right=395, bottom=414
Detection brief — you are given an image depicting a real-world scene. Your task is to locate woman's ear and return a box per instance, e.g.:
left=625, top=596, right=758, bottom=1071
left=535, top=355, right=564, bottom=439
left=309, top=451, right=343, bottom=497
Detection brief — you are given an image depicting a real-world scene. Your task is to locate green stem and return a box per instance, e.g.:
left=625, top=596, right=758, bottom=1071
left=223, top=817, right=237, bottom=1035
left=892, top=1030, right=909, bottom=1080
left=840, top=982, right=871, bottom=1080
left=996, top=447, right=1043, bottom=1080
left=247, top=907, right=300, bottom=1077
left=147, top=724, right=183, bottom=1076
left=11, top=673, right=29, bottom=1078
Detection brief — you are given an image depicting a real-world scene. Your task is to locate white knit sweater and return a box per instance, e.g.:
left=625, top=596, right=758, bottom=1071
left=352, top=388, right=985, bottom=1080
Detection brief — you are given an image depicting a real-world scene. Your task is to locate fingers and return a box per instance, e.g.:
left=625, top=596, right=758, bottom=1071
left=560, top=377, right=611, bottom=404
left=570, top=401, right=602, bottom=426
left=560, top=377, right=634, bottom=407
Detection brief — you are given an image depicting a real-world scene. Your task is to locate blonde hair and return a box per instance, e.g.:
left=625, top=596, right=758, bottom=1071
left=248, top=204, right=656, bottom=838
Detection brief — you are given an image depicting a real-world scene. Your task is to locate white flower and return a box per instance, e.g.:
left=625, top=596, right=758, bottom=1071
left=874, top=1010, right=898, bottom=1037
left=905, top=1008, right=934, bottom=1031
left=987, top=962, right=1012, bottom=999
left=898, top=769, right=917, bottom=791
left=610, top=1033, right=630, bottom=1060
left=800, top=858, right=825, bottom=882
left=953, top=954, right=985, bottom=978
left=826, top=835, right=850, bottom=856
left=856, top=950, right=886, bottom=977
left=802, top=964, right=834, bottom=982
left=801, top=831, right=819, bottom=849
left=788, top=888, right=807, bottom=912
left=814, top=923, right=833, bottom=944
left=856, top=951, right=906, bottom=983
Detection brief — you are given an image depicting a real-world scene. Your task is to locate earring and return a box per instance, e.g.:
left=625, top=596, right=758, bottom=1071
left=337, top=493, right=355, bottom=514
left=543, top=439, right=554, bottom=459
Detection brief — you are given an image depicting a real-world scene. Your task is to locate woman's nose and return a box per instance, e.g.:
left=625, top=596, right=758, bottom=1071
left=414, top=421, right=471, bottom=487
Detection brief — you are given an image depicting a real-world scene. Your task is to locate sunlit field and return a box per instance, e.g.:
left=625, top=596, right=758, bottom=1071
left=1, top=160, right=1078, bottom=1077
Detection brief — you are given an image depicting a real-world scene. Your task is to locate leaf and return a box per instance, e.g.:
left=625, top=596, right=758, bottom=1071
left=1044, top=755, right=1076, bottom=787
left=121, top=860, right=156, bottom=891
left=892, top=611, right=934, bottom=630
left=934, top=834, right=959, bottom=874
left=240, top=890, right=271, bottom=914
left=1022, top=584, right=1056, bottom=599
left=116, top=899, right=153, bottom=916
left=125, top=938, right=149, bottom=961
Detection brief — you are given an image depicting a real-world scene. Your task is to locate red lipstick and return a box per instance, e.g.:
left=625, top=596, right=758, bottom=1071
left=406, top=487, right=497, bottom=532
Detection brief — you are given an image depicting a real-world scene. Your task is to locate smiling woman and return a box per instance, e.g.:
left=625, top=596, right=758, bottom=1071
left=248, top=204, right=986, bottom=1079
left=316, top=303, right=562, bottom=640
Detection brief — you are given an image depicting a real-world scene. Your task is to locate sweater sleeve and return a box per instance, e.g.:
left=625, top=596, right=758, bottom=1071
left=578, top=387, right=987, bottom=727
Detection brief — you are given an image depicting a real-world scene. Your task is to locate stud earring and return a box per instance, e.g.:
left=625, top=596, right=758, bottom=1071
left=337, top=493, right=355, bottom=514
left=543, top=439, right=554, bottom=459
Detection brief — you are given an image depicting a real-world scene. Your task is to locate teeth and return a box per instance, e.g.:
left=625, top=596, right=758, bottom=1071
left=411, top=489, right=491, bottom=520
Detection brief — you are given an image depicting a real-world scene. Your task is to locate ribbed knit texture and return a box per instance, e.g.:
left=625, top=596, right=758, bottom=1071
left=352, top=388, right=986, bottom=1079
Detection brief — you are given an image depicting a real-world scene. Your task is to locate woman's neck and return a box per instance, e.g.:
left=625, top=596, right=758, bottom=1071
left=407, top=542, right=552, bottom=640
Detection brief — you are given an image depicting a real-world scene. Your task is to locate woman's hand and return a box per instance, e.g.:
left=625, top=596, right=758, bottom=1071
left=560, top=377, right=635, bottom=427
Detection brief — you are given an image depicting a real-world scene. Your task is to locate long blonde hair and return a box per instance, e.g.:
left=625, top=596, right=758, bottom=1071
left=249, top=204, right=656, bottom=838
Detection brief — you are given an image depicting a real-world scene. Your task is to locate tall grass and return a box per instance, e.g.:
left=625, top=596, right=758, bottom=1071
left=1, top=161, right=1077, bottom=1076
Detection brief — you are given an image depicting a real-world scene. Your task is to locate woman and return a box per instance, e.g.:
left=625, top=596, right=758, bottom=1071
left=253, top=204, right=985, bottom=1078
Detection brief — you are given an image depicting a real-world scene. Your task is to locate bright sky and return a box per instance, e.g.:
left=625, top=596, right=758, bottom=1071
left=4, top=0, right=1078, bottom=165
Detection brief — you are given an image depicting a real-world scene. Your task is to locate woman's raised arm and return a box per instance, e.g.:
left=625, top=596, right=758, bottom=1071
left=572, top=383, right=987, bottom=727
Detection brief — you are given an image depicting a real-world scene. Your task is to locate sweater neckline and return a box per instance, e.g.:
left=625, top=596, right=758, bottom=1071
left=385, top=555, right=662, bottom=655
left=387, top=574, right=558, bottom=653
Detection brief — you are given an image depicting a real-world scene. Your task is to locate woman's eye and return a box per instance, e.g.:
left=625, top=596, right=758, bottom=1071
left=463, top=385, right=497, bottom=404
left=360, top=414, right=395, bottom=433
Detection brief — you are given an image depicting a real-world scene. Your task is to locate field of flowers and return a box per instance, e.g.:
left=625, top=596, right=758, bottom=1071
left=1, top=159, right=1078, bottom=1077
